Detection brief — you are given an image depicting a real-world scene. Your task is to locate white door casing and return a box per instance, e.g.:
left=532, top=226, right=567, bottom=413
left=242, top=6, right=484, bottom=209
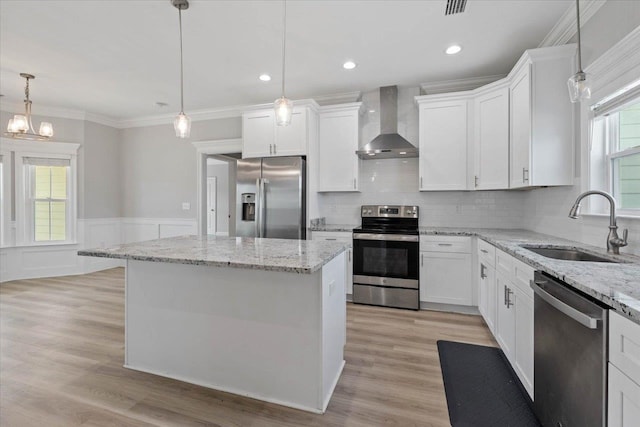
left=207, top=177, right=217, bottom=235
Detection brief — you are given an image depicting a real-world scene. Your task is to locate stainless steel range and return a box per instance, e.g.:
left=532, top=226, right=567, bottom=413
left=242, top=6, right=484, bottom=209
left=352, top=205, right=419, bottom=310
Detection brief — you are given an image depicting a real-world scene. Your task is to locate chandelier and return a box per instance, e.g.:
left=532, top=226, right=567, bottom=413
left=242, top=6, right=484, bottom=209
left=5, top=73, right=54, bottom=141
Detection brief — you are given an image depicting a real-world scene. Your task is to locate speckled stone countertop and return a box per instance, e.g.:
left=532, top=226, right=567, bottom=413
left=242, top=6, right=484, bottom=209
left=78, top=235, right=350, bottom=274
left=309, top=224, right=357, bottom=233
left=420, top=227, right=640, bottom=324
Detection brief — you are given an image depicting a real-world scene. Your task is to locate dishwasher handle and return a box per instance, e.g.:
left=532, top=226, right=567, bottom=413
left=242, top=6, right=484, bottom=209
left=531, top=280, right=599, bottom=329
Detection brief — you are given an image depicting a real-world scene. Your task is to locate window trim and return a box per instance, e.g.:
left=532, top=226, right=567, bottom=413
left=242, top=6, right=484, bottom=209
left=1, top=139, right=80, bottom=247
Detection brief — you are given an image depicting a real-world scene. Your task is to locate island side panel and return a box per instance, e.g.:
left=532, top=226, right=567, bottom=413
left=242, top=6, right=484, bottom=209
left=125, top=260, right=324, bottom=413
left=320, top=251, right=347, bottom=412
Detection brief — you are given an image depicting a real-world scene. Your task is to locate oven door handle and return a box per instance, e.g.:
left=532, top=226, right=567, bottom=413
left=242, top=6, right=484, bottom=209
left=353, top=233, right=419, bottom=242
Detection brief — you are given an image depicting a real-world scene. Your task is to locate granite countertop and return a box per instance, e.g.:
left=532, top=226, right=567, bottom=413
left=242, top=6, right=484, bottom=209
left=420, top=227, right=640, bottom=323
left=78, top=235, right=350, bottom=274
left=309, top=224, right=357, bottom=232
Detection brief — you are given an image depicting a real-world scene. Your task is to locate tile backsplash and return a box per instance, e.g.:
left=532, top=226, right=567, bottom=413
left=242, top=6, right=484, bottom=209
left=318, top=158, right=526, bottom=228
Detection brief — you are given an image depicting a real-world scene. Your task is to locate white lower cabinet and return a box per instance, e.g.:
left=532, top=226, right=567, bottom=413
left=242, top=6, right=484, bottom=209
left=609, top=363, right=640, bottom=427
left=311, top=231, right=353, bottom=296
left=513, top=284, right=534, bottom=395
left=496, top=272, right=516, bottom=360
left=478, top=260, right=497, bottom=333
left=420, top=236, right=472, bottom=306
left=477, top=240, right=534, bottom=398
left=609, top=310, right=640, bottom=426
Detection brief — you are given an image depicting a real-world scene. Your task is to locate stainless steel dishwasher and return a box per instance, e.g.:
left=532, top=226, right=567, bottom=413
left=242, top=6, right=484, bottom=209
left=531, top=271, right=608, bottom=427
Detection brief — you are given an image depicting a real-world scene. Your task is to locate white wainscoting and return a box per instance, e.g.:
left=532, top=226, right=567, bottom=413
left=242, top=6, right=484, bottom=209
left=0, top=217, right=198, bottom=283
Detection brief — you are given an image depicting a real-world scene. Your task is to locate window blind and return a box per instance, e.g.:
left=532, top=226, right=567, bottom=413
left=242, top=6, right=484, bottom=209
left=591, top=79, right=640, bottom=117
left=23, top=157, right=70, bottom=167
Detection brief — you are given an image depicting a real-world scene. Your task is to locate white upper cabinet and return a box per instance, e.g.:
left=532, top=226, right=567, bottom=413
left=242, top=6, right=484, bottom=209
left=415, top=44, right=575, bottom=191
left=416, top=97, right=469, bottom=191
left=242, top=110, right=275, bottom=158
left=317, top=103, right=362, bottom=192
left=242, top=102, right=318, bottom=159
left=275, top=108, right=307, bottom=156
left=474, top=85, right=510, bottom=190
left=509, top=45, right=575, bottom=188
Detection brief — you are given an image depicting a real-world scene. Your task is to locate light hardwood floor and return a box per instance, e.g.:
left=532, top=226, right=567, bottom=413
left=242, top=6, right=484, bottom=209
left=0, top=268, right=496, bottom=427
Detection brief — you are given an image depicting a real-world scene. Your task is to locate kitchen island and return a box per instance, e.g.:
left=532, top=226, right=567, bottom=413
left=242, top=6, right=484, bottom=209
left=78, top=235, right=349, bottom=414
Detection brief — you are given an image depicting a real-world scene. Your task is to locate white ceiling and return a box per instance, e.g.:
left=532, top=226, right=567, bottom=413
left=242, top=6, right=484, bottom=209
left=0, top=0, right=573, bottom=121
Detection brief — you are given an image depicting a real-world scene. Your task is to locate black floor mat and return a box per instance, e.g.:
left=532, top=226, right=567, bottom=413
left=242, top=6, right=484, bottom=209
left=437, top=340, right=541, bottom=427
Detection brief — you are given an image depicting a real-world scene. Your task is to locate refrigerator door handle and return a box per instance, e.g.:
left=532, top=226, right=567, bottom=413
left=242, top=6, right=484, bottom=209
left=255, top=178, right=261, bottom=237
left=260, top=178, right=269, bottom=238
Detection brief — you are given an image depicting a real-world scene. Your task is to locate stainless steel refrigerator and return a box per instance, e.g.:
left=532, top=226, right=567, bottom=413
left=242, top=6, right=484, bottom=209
left=236, top=156, right=306, bottom=240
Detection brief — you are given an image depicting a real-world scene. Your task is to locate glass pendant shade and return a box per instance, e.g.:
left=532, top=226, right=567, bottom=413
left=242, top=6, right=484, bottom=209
left=274, top=96, right=293, bottom=126
left=567, top=71, right=591, bottom=103
left=39, top=122, right=54, bottom=137
left=174, top=112, right=191, bottom=138
left=10, top=115, right=29, bottom=133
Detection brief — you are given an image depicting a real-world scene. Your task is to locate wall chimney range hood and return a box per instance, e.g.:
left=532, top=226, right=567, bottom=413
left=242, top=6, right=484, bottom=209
left=356, top=86, right=418, bottom=159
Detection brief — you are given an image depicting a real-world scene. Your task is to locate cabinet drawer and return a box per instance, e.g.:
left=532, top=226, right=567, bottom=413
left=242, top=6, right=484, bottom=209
left=512, top=257, right=534, bottom=297
left=478, top=239, right=496, bottom=267
left=311, top=231, right=352, bottom=243
left=610, top=310, right=640, bottom=386
left=420, top=236, right=471, bottom=253
left=495, top=248, right=513, bottom=278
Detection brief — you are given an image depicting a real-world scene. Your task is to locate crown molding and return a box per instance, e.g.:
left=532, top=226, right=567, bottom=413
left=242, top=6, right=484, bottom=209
left=585, top=24, right=640, bottom=94
left=0, top=100, right=121, bottom=128
left=538, top=0, right=607, bottom=48
left=318, top=102, right=364, bottom=114
left=117, top=105, right=246, bottom=129
left=312, top=91, right=362, bottom=105
left=419, top=74, right=506, bottom=95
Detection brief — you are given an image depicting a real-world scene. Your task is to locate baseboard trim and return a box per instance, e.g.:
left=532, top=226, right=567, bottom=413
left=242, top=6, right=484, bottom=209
left=420, top=301, right=481, bottom=315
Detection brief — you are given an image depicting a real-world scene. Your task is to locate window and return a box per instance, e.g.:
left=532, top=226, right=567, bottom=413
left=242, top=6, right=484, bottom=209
left=1, top=139, right=79, bottom=247
left=25, top=158, right=71, bottom=242
left=590, top=83, right=640, bottom=216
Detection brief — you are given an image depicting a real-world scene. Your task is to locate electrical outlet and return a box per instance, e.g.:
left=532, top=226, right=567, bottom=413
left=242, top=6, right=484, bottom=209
left=182, top=202, right=191, bottom=210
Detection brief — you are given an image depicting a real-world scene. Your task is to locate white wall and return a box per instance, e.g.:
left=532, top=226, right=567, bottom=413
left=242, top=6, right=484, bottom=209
left=119, top=117, right=241, bottom=219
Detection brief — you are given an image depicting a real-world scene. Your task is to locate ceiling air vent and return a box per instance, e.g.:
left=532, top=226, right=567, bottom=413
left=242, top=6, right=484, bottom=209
left=445, top=0, right=467, bottom=15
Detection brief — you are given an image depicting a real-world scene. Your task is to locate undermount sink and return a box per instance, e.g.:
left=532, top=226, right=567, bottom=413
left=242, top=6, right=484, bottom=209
left=520, top=245, right=618, bottom=263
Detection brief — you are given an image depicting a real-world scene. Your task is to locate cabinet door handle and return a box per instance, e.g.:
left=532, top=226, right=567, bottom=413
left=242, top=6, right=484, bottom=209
left=348, top=250, right=351, bottom=262
left=274, top=144, right=277, bottom=155
left=269, top=144, right=273, bottom=155
left=480, top=249, right=489, bottom=254
left=353, top=178, right=356, bottom=189
left=325, top=238, right=337, bottom=241
left=421, top=253, right=424, bottom=267
left=504, top=285, right=508, bottom=306
left=506, top=287, right=514, bottom=308
left=438, top=243, right=453, bottom=246
left=522, top=167, right=529, bottom=183
left=474, top=175, right=479, bottom=188
left=420, top=177, right=423, bottom=188
left=480, top=263, right=487, bottom=279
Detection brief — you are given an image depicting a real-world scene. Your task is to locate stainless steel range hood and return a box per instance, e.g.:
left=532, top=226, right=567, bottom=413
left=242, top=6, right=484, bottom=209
left=356, top=86, right=418, bottom=159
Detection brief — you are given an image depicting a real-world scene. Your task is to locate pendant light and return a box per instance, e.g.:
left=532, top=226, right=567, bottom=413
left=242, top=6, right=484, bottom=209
left=4, top=73, right=54, bottom=141
left=172, top=0, right=191, bottom=138
left=274, top=0, right=293, bottom=126
left=567, top=0, right=591, bottom=103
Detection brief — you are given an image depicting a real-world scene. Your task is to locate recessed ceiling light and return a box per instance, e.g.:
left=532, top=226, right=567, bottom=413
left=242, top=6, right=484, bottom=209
left=259, top=74, right=272, bottom=82
left=399, top=151, right=407, bottom=155
left=368, top=153, right=375, bottom=156
left=343, top=61, right=357, bottom=70
left=445, top=45, right=462, bottom=55
left=368, top=109, right=376, bottom=113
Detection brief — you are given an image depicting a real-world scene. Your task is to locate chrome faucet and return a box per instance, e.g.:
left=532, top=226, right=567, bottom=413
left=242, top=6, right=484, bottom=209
left=568, top=190, right=628, bottom=254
